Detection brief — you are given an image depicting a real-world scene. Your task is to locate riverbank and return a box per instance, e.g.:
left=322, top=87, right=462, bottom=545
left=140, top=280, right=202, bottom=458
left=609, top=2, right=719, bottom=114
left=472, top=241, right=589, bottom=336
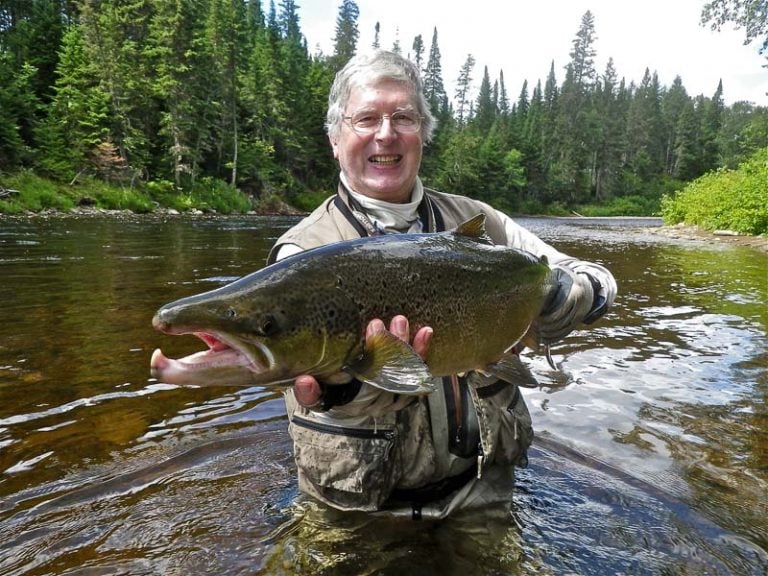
left=3, top=207, right=766, bottom=253
left=651, top=223, right=768, bottom=253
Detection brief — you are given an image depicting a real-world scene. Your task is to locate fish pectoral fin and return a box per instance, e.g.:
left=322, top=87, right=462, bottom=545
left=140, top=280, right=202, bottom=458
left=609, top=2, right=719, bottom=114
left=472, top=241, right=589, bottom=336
left=349, top=330, right=436, bottom=395
left=485, top=352, right=540, bottom=388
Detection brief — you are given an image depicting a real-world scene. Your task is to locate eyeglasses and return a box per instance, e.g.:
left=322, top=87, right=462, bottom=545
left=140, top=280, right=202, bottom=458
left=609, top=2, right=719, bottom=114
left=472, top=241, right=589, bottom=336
left=342, top=110, right=423, bottom=134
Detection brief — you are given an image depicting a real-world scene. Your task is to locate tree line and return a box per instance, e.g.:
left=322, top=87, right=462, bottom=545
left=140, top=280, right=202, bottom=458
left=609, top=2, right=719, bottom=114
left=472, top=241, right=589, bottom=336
left=1, top=0, right=766, bottom=213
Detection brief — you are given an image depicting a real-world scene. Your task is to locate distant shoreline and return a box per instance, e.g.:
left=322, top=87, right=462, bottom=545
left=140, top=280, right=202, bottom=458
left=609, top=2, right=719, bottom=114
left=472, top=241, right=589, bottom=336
left=649, top=223, right=768, bottom=253
left=2, top=209, right=765, bottom=252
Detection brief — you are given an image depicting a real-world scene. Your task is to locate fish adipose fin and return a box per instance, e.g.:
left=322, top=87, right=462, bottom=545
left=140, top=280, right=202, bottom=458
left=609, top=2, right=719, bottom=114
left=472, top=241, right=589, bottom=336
left=485, top=351, right=540, bottom=388
left=349, top=329, right=436, bottom=395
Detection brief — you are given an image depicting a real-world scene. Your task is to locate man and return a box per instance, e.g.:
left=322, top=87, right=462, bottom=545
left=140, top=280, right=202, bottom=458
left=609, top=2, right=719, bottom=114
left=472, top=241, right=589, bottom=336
left=269, top=50, right=617, bottom=520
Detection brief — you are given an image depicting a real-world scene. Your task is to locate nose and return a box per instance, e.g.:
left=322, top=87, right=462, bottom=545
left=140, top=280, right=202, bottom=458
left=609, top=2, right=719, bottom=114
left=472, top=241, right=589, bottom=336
left=374, top=115, right=397, bottom=140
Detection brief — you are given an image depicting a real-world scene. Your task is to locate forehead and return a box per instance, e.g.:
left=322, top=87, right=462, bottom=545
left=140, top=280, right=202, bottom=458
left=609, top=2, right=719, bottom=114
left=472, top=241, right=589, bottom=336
left=346, top=79, right=416, bottom=111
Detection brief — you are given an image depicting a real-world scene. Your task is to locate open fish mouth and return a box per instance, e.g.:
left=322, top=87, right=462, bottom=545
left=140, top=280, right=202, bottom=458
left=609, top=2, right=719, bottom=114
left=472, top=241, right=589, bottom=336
left=150, top=330, right=273, bottom=384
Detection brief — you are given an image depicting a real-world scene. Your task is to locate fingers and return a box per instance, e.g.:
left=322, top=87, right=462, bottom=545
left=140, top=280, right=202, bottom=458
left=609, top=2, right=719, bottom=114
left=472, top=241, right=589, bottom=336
left=366, top=315, right=432, bottom=360
left=366, top=318, right=386, bottom=339
left=412, top=326, right=433, bottom=359
left=294, top=374, right=323, bottom=408
left=389, top=315, right=409, bottom=341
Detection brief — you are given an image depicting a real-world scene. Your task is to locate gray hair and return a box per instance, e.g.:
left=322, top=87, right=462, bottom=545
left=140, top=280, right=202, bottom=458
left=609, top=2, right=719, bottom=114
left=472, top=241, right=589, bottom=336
left=326, top=50, right=436, bottom=143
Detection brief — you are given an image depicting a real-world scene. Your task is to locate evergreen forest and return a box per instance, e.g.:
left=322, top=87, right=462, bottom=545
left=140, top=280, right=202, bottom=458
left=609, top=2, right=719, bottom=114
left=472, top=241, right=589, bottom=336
left=1, top=0, right=766, bottom=215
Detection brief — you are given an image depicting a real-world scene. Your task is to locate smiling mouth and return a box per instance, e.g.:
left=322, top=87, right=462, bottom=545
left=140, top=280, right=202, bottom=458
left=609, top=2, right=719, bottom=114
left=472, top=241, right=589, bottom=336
left=369, top=154, right=402, bottom=166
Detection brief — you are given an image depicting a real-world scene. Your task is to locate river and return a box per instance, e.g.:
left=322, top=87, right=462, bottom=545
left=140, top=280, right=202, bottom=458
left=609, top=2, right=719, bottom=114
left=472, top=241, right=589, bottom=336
left=0, top=215, right=766, bottom=575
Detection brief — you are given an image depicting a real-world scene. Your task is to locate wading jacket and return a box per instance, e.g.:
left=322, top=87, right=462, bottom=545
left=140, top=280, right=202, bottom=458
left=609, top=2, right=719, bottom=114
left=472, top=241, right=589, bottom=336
left=268, top=182, right=615, bottom=518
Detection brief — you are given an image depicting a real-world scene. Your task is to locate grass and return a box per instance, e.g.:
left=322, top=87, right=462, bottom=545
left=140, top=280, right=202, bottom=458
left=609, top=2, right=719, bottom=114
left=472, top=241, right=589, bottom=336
left=0, top=171, right=254, bottom=216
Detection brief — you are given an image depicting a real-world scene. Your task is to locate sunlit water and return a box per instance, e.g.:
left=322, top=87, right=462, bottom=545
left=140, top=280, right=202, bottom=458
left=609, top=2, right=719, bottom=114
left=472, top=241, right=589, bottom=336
left=0, top=215, right=765, bottom=575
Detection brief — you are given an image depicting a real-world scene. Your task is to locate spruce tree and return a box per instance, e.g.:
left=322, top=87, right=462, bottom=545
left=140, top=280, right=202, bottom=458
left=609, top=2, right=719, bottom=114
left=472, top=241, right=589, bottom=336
left=412, top=34, right=425, bottom=71
left=423, top=28, right=447, bottom=116
left=455, top=54, right=475, bottom=126
left=330, top=0, right=359, bottom=72
left=474, top=66, right=495, bottom=133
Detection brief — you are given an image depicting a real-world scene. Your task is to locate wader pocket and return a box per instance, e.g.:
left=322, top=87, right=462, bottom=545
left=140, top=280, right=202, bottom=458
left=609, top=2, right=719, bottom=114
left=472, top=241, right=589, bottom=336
left=478, top=381, right=534, bottom=467
left=289, top=415, right=398, bottom=511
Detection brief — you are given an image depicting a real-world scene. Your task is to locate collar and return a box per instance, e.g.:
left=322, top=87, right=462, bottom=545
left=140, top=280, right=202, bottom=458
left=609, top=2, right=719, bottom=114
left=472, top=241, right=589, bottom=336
left=334, top=178, right=443, bottom=236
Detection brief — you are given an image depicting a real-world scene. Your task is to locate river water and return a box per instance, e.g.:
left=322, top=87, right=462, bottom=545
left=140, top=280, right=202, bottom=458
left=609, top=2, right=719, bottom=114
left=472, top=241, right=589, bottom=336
left=0, top=215, right=765, bottom=575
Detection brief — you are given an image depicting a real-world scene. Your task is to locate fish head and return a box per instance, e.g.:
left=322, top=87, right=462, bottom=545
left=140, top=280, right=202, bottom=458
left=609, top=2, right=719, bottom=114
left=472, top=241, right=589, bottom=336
left=150, top=273, right=363, bottom=387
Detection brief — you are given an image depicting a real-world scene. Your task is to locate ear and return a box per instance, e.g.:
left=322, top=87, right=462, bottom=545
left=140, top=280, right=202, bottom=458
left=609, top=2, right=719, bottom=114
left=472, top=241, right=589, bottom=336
left=329, top=134, right=340, bottom=159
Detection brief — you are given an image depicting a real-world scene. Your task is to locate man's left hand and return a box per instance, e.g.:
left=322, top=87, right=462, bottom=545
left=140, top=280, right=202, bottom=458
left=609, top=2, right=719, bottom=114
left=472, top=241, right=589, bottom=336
left=539, top=267, right=598, bottom=344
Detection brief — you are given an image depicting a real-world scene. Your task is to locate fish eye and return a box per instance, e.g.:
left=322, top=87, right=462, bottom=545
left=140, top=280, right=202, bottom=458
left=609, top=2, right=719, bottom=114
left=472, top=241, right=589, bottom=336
left=225, top=307, right=237, bottom=319
left=259, top=314, right=279, bottom=336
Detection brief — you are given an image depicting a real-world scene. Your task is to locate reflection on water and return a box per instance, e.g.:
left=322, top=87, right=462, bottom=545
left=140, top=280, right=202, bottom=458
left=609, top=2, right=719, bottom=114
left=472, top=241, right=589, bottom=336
left=0, top=215, right=766, bottom=574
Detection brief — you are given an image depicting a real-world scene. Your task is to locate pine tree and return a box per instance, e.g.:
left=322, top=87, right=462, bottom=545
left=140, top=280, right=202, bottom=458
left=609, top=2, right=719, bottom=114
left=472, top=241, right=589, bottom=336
left=455, top=54, right=475, bottom=125
left=148, top=0, right=206, bottom=186
left=593, top=57, right=625, bottom=198
left=569, top=10, right=597, bottom=89
left=550, top=11, right=600, bottom=201
left=37, top=25, right=110, bottom=178
left=423, top=28, right=447, bottom=116
left=701, top=79, right=724, bottom=171
left=625, top=68, right=665, bottom=184
left=392, top=27, right=401, bottom=54
left=474, top=66, right=495, bottom=133
left=78, top=0, right=154, bottom=174
left=330, top=0, right=359, bottom=72
left=202, top=0, right=250, bottom=185
left=412, top=34, right=425, bottom=71
left=661, top=75, right=690, bottom=176
left=372, top=21, right=380, bottom=49
left=672, top=99, right=700, bottom=180
left=497, top=70, right=510, bottom=116
left=0, top=55, right=38, bottom=169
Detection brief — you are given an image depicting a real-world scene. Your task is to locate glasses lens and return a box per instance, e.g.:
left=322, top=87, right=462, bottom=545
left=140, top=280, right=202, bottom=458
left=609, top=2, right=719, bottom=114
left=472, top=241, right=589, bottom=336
left=347, top=111, right=421, bottom=134
left=350, top=113, right=380, bottom=132
left=391, top=111, right=420, bottom=133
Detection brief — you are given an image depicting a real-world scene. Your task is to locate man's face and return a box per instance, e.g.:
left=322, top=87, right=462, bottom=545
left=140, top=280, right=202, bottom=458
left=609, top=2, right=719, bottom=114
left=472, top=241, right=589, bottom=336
left=331, top=79, right=423, bottom=203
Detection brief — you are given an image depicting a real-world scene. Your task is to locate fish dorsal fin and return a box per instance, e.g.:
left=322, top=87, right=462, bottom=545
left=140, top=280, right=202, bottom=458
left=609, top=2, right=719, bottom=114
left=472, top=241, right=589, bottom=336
left=452, top=213, right=494, bottom=244
left=348, top=330, right=436, bottom=395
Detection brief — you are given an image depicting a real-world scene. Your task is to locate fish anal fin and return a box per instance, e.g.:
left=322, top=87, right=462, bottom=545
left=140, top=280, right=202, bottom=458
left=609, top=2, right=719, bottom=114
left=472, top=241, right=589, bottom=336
left=348, top=330, right=436, bottom=395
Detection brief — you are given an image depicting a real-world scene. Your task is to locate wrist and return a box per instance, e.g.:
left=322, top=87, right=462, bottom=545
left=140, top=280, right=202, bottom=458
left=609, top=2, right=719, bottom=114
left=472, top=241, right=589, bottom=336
left=580, top=272, right=608, bottom=324
left=318, top=378, right=363, bottom=411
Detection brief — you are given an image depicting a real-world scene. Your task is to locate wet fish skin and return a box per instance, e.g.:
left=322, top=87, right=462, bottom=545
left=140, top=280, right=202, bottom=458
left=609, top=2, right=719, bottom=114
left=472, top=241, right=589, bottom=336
left=150, top=215, right=555, bottom=394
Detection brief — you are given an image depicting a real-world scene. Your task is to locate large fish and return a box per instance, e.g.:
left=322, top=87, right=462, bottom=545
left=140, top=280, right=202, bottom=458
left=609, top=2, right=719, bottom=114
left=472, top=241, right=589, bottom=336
left=150, top=214, right=556, bottom=394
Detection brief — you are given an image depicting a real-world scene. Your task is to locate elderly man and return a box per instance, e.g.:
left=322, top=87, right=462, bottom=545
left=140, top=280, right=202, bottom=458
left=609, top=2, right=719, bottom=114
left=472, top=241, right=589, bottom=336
left=269, top=50, right=617, bottom=519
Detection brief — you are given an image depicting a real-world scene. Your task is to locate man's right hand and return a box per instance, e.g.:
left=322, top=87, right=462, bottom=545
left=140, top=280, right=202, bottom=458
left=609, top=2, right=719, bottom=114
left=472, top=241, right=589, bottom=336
left=293, top=315, right=433, bottom=408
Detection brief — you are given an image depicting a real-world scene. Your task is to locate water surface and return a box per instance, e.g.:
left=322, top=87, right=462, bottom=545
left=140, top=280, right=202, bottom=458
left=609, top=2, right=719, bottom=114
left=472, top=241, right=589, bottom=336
left=0, top=215, right=765, bottom=574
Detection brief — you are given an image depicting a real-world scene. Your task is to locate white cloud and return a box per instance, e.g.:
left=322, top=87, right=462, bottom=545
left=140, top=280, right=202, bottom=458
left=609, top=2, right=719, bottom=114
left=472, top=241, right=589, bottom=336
left=299, top=0, right=767, bottom=105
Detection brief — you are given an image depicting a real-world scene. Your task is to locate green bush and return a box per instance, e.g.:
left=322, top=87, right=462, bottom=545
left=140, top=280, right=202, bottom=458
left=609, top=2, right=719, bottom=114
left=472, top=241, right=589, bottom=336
left=0, top=170, right=75, bottom=213
left=189, top=177, right=252, bottom=214
left=576, top=195, right=661, bottom=217
left=291, top=189, right=331, bottom=212
left=661, top=149, right=768, bottom=235
left=87, top=179, right=154, bottom=213
left=146, top=177, right=252, bottom=213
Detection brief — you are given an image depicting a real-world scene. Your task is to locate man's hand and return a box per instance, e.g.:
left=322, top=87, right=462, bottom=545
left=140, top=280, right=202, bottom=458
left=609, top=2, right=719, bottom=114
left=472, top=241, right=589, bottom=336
left=293, top=315, right=433, bottom=408
left=539, top=267, right=599, bottom=344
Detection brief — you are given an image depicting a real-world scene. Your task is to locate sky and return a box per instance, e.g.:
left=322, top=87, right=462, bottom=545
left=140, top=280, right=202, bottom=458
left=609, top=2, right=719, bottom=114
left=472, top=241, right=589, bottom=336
left=298, top=0, right=767, bottom=106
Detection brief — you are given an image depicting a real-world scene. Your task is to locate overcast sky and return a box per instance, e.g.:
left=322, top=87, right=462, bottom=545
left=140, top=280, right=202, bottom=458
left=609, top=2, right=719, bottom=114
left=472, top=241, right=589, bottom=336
left=298, top=0, right=767, bottom=106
